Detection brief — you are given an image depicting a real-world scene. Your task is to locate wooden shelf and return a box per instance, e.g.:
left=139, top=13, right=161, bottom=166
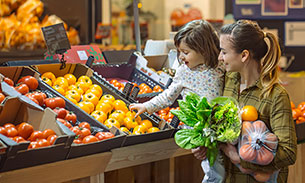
left=0, top=138, right=190, bottom=183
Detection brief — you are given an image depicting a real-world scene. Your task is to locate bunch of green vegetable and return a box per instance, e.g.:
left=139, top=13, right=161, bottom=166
left=171, top=93, right=241, bottom=166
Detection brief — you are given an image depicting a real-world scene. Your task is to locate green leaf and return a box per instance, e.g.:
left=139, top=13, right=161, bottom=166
left=178, top=100, right=196, bottom=119
left=196, top=109, right=212, bottom=122
left=174, top=129, right=200, bottom=149
left=193, top=121, right=204, bottom=132
left=196, top=97, right=211, bottom=110
left=210, top=96, right=239, bottom=106
left=185, top=92, right=200, bottom=109
left=171, top=110, right=197, bottom=127
left=190, top=133, right=205, bottom=147
left=207, top=144, right=218, bottom=166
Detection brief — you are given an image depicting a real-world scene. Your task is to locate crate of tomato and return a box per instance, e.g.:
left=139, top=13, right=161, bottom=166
left=0, top=95, right=75, bottom=172
left=92, top=54, right=172, bottom=103
left=31, top=63, right=174, bottom=148
left=0, top=66, right=125, bottom=159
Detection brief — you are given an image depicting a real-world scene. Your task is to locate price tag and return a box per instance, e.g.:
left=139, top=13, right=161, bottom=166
left=77, top=50, right=88, bottom=60
left=41, top=23, right=71, bottom=55
left=95, top=23, right=112, bottom=39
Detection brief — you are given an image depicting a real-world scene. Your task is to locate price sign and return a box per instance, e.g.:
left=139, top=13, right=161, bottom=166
left=41, top=23, right=71, bottom=55
left=95, top=23, right=112, bottom=39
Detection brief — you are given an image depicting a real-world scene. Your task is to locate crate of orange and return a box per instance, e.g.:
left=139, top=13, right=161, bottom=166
left=0, top=65, right=126, bottom=159
left=0, top=96, right=75, bottom=172
left=92, top=54, right=172, bottom=103
left=31, top=63, right=174, bottom=149
left=291, top=101, right=305, bottom=143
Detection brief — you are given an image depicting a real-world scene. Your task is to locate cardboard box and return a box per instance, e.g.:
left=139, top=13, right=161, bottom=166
left=144, top=55, right=168, bottom=71
left=280, top=72, right=305, bottom=106
left=0, top=96, right=75, bottom=172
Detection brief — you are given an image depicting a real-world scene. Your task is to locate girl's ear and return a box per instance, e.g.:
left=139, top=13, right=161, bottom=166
left=241, top=50, right=250, bottom=63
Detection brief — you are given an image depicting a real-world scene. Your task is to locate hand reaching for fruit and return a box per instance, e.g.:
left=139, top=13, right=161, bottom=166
left=129, top=103, right=147, bottom=118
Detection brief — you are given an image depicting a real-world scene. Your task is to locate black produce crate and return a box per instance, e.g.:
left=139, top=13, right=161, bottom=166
left=92, top=54, right=172, bottom=103
left=32, top=63, right=174, bottom=149
left=0, top=66, right=126, bottom=159
left=295, top=120, right=305, bottom=144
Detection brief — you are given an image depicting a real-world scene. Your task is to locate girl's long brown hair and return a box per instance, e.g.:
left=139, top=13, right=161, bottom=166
left=220, top=20, right=281, bottom=98
left=174, top=19, right=220, bottom=69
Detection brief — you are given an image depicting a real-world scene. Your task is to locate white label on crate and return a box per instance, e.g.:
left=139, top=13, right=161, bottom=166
left=77, top=50, right=88, bottom=60
left=159, top=72, right=170, bottom=86
left=136, top=55, right=148, bottom=69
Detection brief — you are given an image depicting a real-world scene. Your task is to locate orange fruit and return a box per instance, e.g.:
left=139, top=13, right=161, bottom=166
left=77, top=76, right=92, bottom=85
left=113, top=100, right=128, bottom=112
left=83, top=92, right=99, bottom=106
left=292, top=108, right=301, bottom=120
left=86, top=88, right=102, bottom=99
left=89, top=84, right=103, bottom=95
left=68, top=85, right=84, bottom=95
left=91, top=110, right=107, bottom=123
left=104, top=118, right=120, bottom=128
left=64, top=74, right=77, bottom=86
left=100, top=94, right=115, bottom=102
left=133, top=125, right=147, bottom=134
left=53, top=77, right=69, bottom=90
left=126, top=111, right=141, bottom=123
left=120, top=127, right=131, bottom=134
left=291, top=101, right=295, bottom=109
left=109, top=110, right=125, bottom=125
left=52, top=85, right=65, bottom=95
left=147, top=127, right=160, bottom=133
left=41, top=72, right=56, bottom=83
left=75, top=82, right=91, bottom=93
left=139, top=119, right=153, bottom=129
left=123, top=117, right=138, bottom=130
left=65, top=90, right=81, bottom=102
left=297, top=102, right=305, bottom=111
left=76, top=102, right=91, bottom=114
left=241, top=105, right=258, bottom=121
left=96, top=102, right=113, bottom=114
left=41, top=77, right=52, bottom=86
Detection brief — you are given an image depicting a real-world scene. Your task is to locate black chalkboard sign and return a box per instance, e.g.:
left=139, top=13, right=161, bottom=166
left=41, top=23, right=71, bottom=55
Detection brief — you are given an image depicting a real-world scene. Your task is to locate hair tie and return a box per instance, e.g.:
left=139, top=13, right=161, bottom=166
left=263, top=31, right=267, bottom=38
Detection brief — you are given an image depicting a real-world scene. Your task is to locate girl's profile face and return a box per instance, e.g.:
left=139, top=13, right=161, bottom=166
left=177, top=41, right=205, bottom=69
left=218, top=35, right=243, bottom=72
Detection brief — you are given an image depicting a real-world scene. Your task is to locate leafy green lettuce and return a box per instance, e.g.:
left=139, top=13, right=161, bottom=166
left=172, top=93, right=241, bottom=166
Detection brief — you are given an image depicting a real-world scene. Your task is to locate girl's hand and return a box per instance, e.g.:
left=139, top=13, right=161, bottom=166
left=191, top=146, right=207, bottom=160
left=129, top=103, right=147, bottom=118
left=219, top=143, right=240, bottom=165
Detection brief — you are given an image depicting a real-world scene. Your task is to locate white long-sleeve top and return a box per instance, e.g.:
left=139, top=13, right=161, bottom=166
left=143, top=63, right=225, bottom=113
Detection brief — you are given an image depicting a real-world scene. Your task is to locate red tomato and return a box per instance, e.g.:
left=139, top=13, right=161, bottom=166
left=13, top=136, right=27, bottom=143
left=28, top=141, right=38, bottom=149
left=6, top=127, right=18, bottom=137
left=0, top=127, right=7, bottom=136
left=28, top=96, right=39, bottom=105
left=53, top=107, right=68, bottom=119
left=3, top=77, right=14, bottom=86
left=0, top=93, right=5, bottom=103
left=15, top=84, right=29, bottom=95
left=42, top=129, right=56, bottom=139
left=95, top=132, right=115, bottom=141
left=17, top=76, right=38, bottom=91
left=4, top=123, right=16, bottom=129
left=36, top=139, right=50, bottom=148
left=73, top=138, right=82, bottom=144
left=79, top=127, right=91, bottom=139
left=57, top=118, right=72, bottom=128
left=30, top=92, right=46, bottom=106
left=28, top=131, right=43, bottom=141
left=47, top=135, right=58, bottom=145
left=44, top=97, right=66, bottom=109
left=82, top=135, right=99, bottom=144
left=17, top=122, right=34, bottom=140
left=78, top=122, right=91, bottom=130
left=65, top=112, right=77, bottom=125
left=70, top=126, right=82, bottom=137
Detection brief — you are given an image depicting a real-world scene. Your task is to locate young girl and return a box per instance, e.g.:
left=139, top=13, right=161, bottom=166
left=129, top=19, right=225, bottom=182
left=193, top=19, right=297, bottom=183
